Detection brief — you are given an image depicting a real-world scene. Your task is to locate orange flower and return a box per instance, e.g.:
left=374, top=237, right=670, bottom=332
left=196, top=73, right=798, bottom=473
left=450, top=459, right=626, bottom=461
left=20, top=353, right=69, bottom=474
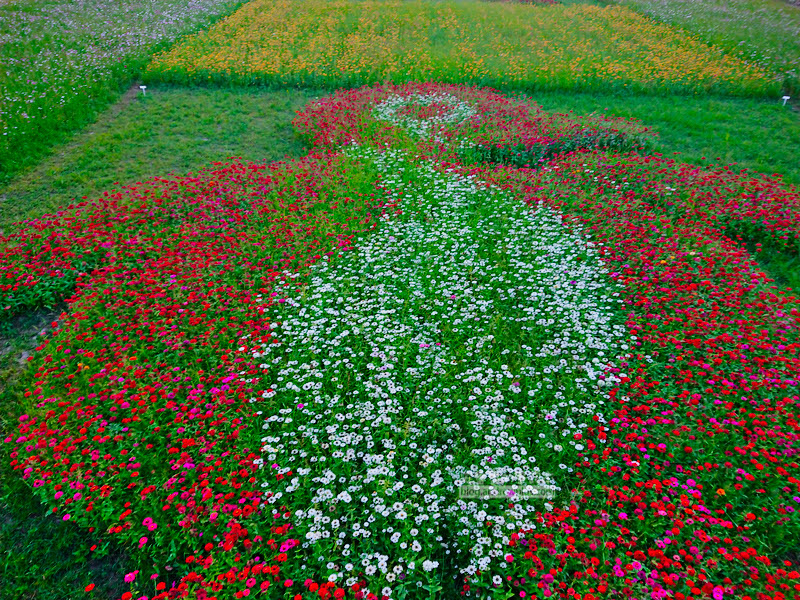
left=144, top=0, right=775, bottom=95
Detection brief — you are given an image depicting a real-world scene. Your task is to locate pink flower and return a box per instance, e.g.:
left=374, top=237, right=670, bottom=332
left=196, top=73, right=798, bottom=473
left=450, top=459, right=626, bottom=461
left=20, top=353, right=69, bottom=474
left=124, top=570, right=139, bottom=583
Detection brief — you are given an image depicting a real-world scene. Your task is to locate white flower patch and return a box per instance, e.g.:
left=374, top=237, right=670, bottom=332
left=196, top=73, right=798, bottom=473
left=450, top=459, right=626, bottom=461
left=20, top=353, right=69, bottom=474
left=249, top=151, right=628, bottom=595
left=372, top=92, right=477, bottom=139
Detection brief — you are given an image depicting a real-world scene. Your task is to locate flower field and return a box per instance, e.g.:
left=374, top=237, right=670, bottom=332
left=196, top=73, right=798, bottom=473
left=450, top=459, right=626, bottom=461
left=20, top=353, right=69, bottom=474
left=144, top=0, right=777, bottom=97
left=3, top=82, right=800, bottom=600
left=0, top=0, right=244, bottom=183
left=615, top=0, right=800, bottom=95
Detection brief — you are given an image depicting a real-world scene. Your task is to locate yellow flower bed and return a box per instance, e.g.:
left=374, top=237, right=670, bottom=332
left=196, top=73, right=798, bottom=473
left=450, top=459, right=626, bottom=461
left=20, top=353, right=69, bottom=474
left=146, top=0, right=778, bottom=96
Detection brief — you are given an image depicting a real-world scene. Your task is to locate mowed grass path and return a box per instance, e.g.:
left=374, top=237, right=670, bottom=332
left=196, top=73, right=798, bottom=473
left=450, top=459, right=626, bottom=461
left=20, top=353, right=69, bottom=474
left=145, top=0, right=777, bottom=95
left=0, top=87, right=321, bottom=234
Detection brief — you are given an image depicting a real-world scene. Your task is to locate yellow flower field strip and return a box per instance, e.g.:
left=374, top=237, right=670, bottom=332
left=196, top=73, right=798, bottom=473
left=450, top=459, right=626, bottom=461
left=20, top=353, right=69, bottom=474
left=618, top=0, right=800, bottom=94
left=145, top=0, right=778, bottom=96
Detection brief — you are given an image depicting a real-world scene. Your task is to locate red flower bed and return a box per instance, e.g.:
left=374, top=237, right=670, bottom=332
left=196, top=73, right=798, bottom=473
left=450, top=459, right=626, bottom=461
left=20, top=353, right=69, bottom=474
left=293, top=82, right=653, bottom=163
left=3, top=83, right=800, bottom=599
left=442, top=153, right=800, bottom=598
left=4, top=153, right=382, bottom=599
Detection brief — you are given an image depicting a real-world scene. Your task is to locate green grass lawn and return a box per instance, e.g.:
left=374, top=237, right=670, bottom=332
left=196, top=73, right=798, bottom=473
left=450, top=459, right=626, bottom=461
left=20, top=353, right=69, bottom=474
left=0, top=86, right=322, bottom=234
left=531, top=91, right=800, bottom=185
left=0, top=476, right=135, bottom=600
left=0, top=0, right=246, bottom=186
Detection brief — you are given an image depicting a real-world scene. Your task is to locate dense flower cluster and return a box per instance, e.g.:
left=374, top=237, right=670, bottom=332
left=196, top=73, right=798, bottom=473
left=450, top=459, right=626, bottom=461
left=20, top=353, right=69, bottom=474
left=3, top=153, right=382, bottom=599
left=293, top=83, right=654, bottom=162
left=443, top=153, right=800, bottom=598
left=3, top=83, right=800, bottom=600
left=251, top=149, right=628, bottom=596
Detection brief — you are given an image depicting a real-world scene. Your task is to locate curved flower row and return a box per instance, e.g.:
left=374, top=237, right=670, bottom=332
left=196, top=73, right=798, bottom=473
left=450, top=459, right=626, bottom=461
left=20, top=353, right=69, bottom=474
left=249, top=149, right=629, bottom=597
left=4, top=153, right=383, bottom=599
left=3, top=83, right=800, bottom=600
left=442, top=155, right=800, bottom=598
left=293, top=83, right=654, bottom=164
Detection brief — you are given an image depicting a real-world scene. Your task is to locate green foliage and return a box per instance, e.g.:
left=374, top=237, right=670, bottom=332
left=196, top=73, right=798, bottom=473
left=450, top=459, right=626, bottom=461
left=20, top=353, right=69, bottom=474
left=457, top=130, right=652, bottom=168
left=0, top=304, right=136, bottom=600
left=0, top=477, right=135, bottom=600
